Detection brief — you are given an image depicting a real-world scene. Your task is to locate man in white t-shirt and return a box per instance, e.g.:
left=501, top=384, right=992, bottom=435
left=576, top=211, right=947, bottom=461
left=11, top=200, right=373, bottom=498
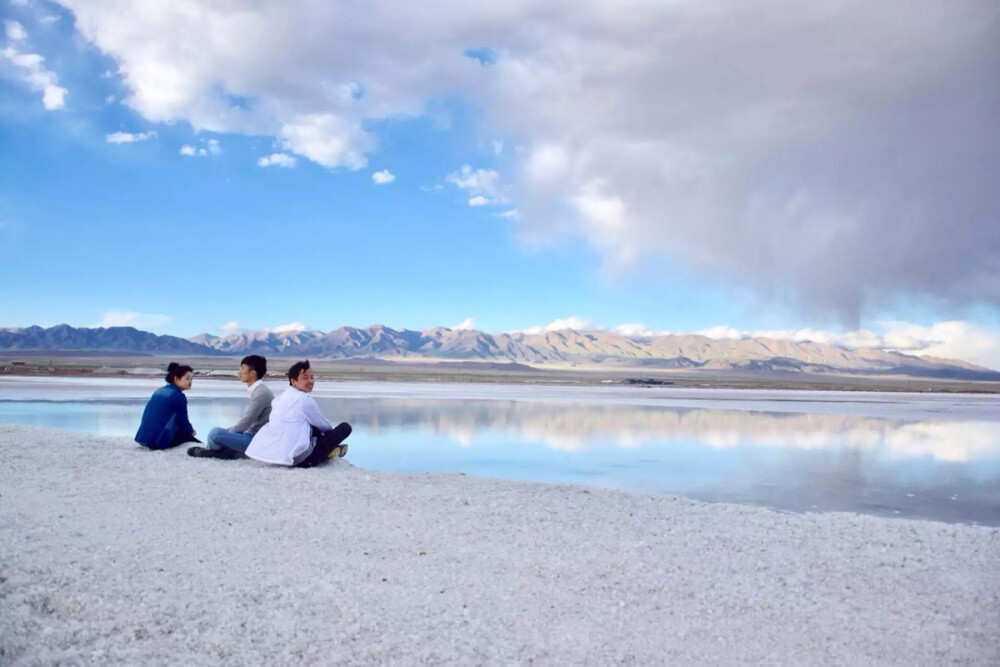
left=245, top=360, right=351, bottom=467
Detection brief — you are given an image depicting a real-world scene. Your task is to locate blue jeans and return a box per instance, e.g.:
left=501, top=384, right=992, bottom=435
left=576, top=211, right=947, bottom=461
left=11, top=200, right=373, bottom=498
left=207, top=427, right=253, bottom=453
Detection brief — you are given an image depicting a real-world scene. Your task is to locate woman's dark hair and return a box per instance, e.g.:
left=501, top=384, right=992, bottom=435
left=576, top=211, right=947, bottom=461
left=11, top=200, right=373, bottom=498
left=166, top=362, right=194, bottom=384
left=240, top=354, right=267, bottom=380
left=287, top=359, right=310, bottom=384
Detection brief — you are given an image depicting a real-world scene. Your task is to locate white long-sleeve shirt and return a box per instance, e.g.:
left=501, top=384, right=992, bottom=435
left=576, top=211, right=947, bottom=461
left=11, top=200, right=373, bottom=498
left=245, top=386, right=333, bottom=465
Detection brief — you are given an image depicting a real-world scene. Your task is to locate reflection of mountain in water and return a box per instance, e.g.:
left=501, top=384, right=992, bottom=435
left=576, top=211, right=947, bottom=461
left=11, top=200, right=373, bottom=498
left=312, top=397, right=1000, bottom=463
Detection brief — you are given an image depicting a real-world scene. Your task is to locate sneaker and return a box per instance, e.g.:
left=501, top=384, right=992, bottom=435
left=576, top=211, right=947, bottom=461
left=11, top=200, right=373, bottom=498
left=327, top=443, right=349, bottom=460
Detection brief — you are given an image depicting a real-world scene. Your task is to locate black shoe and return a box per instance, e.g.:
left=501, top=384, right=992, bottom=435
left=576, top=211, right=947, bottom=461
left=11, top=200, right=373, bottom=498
left=187, top=446, right=232, bottom=459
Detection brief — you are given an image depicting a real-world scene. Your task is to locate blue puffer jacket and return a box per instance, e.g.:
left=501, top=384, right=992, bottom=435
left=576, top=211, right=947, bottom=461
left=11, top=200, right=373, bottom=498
left=135, top=383, right=194, bottom=449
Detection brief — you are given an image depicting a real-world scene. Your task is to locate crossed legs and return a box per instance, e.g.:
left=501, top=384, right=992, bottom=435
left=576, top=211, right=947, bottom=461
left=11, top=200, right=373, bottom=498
left=297, top=422, right=352, bottom=468
left=206, top=427, right=253, bottom=454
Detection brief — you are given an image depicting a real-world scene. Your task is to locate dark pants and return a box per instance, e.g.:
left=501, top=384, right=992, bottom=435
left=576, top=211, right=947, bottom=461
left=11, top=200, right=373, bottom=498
left=142, top=429, right=201, bottom=450
left=297, top=422, right=352, bottom=468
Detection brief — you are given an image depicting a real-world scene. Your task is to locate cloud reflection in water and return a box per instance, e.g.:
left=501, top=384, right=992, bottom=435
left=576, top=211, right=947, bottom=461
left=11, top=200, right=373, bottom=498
left=312, top=397, right=1000, bottom=464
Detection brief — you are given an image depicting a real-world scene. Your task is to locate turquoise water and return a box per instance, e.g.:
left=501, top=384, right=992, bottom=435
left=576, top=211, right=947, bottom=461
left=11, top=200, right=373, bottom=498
left=2, top=377, right=999, bottom=524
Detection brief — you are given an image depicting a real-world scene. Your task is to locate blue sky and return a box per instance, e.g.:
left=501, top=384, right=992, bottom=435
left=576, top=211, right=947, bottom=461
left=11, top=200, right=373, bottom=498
left=2, top=1, right=1000, bottom=368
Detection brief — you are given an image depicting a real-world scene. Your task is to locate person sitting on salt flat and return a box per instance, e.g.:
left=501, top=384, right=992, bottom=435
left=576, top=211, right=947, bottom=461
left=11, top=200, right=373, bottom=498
left=243, top=359, right=351, bottom=468
left=135, top=362, right=201, bottom=450
left=188, top=354, right=274, bottom=461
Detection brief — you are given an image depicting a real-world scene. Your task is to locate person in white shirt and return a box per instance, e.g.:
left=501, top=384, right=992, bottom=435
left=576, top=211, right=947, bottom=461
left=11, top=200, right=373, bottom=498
left=245, top=360, right=351, bottom=467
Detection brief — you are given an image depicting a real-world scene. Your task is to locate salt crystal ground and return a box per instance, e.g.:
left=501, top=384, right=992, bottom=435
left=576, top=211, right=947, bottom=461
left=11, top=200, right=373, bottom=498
left=1, top=424, right=997, bottom=665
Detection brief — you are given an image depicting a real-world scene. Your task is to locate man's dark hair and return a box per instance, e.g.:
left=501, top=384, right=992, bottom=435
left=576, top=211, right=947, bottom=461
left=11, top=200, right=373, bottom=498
left=286, top=359, right=311, bottom=384
left=240, top=354, right=267, bottom=380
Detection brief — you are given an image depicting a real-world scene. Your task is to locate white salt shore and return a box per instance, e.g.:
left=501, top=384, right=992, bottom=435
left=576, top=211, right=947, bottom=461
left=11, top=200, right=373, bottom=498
left=1, top=425, right=997, bottom=665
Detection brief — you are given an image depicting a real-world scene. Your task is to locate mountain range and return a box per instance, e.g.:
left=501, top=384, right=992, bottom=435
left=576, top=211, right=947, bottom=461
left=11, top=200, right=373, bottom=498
left=2, top=323, right=998, bottom=380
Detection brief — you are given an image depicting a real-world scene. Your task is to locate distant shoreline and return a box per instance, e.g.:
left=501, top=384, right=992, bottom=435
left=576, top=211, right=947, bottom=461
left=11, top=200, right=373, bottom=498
left=3, top=354, right=1000, bottom=394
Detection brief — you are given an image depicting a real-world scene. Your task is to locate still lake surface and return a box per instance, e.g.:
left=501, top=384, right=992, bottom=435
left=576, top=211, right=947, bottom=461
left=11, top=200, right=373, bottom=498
left=2, top=376, right=999, bottom=525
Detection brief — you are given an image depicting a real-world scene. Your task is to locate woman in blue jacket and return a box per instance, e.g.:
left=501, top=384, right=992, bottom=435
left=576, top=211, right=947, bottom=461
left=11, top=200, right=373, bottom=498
left=135, top=362, right=200, bottom=449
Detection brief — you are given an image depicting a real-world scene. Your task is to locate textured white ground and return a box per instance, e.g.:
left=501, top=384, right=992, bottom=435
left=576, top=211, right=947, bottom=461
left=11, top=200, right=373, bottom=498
left=1, top=424, right=997, bottom=666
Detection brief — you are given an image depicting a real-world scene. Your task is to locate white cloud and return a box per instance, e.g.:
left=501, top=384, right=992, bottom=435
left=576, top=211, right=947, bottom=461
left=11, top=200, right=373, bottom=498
left=257, top=153, right=296, bottom=168
left=49, top=1, right=1000, bottom=318
left=517, top=316, right=597, bottom=335
left=1, top=45, right=67, bottom=110
left=614, top=323, right=665, bottom=339
left=97, top=310, right=170, bottom=330
left=492, top=139, right=503, bottom=155
left=180, top=139, right=220, bottom=157
left=106, top=130, right=156, bottom=144
left=220, top=320, right=242, bottom=333
left=105, top=94, right=115, bottom=103
left=372, top=169, right=395, bottom=184
left=546, top=320, right=590, bottom=334
left=271, top=322, right=307, bottom=333
left=41, top=85, right=66, bottom=109
left=452, top=317, right=476, bottom=331
left=497, top=209, right=519, bottom=219
left=571, top=183, right=635, bottom=270
left=697, top=325, right=745, bottom=341
left=279, top=113, right=370, bottom=169
left=448, top=164, right=508, bottom=206
left=486, top=4, right=1000, bottom=317
left=447, top=165, right=505, bottom=200
left=3, top=50, right=39, bottom=68
left=524, top=144, right=569, bottom=185
left=10, top=0, right=29, bottom=7
left=5, top=21, right=27, bottom=41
